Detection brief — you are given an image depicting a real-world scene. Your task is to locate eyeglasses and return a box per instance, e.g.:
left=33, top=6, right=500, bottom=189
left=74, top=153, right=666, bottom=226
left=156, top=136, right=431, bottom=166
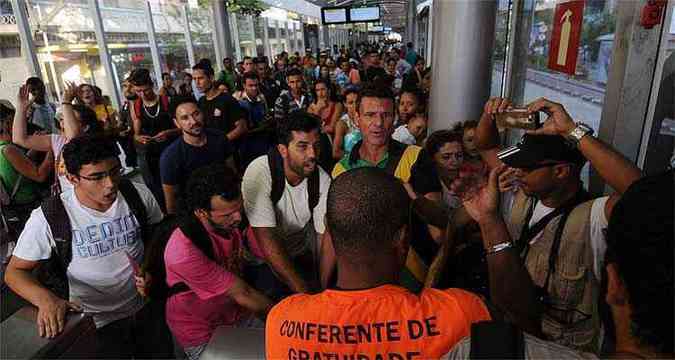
left=78, top=166, right=124, bottom=182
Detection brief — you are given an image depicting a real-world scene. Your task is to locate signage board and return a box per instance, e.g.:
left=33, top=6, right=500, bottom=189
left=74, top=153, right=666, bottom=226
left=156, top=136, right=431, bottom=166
left=548, top=0, right=584, bottom=75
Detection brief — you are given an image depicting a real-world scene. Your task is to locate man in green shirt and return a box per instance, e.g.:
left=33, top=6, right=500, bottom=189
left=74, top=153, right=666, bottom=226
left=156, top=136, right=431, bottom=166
left=216, top=57, right=237, bottom=93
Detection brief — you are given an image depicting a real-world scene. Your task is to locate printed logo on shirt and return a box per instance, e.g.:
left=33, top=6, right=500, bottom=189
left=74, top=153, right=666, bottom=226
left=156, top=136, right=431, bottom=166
left=214, top=108, right=222, bottom=117
left=72, top=214, right=141, bottom=258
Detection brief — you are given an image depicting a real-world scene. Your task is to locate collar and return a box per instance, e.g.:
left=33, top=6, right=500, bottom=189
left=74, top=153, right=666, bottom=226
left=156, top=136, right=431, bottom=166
left=348, top=139, right=406, bottom=166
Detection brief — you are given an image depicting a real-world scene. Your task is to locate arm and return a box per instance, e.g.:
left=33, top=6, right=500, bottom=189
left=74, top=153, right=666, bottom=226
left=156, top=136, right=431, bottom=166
left=61, top=82, right=81, bottom=139
left=460, top=165, right=544, bottom=336
left=332, top=120, right=347, bottom=160
left=227, top=276, right=273, bottom=316
left=526, top=98, right=642, bottom=217
left=326, top=103, right=343, bottom=135
left=475, top=97, right=511, bottom=170
left=3, top=146, right=53, bottom=182
left=130, top=102, right=150, bottom=146
left=162, top=184, right=178, bottom=215
left=12, top=85, right=52, bottom=152
left=226, top=109, right=249, bottom=141
left=5, top=257, right=80, bottom=338
left=252, top=227, right=309, bottom=293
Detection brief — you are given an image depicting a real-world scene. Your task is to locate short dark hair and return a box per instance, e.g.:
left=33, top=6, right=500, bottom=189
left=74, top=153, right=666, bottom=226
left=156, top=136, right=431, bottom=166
left=286, top=68, right=303, bottom=79
left=184, top=164, right=241, bottom=212
left=128, top=68, right=153, bottom=87
left=62, top=135, right=119, bottom=176
left=326, top=167, right=410, bottom=264
left=192, top=60, right=215, bottom=77
left=277, top=110, right=321, bottom=146
left=162, top=72, right=171, bottom=80
left=343, top=85, right=360, bottom=100
left=71, top=104, right=102, bottom=135
left=169, top=96, right=198, bottom=119
left=243, top=56, right=253, bottom=62
left=357, top=82, right=395, bottom=113
left=425, top=130, right=463, bottom=157
left=26, top=77, right=45, bottom=92
left=254, top=56, right=266, bottom=64
left=605, top=170, right=674, bottom=354
left=242, top=71, right=259, bottom=83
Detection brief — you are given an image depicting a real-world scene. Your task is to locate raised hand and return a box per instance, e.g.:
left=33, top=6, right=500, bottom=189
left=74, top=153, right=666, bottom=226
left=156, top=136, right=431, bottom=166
left=525, top=97, right=575, bottom=136
left=62, top=81, right=78, bottom=104
left=453, top=165, right=506, bottom=224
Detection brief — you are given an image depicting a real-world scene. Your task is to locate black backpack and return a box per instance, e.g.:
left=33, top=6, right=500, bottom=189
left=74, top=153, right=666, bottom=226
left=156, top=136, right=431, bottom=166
left=267, top=147, right=320, bottom=212
left=35, top=179, right=149, bottom=299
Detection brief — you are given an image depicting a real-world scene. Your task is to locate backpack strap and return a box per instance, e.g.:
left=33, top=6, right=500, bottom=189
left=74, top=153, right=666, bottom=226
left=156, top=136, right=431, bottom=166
left=39, top=195, right=73, bottom=299
left=469, top=321, right=525, bottom=359
left=267, top=147, right=285, bottom=205
left=118, top=179, right=149, bottom=245
left=307, top=167, right=320, bottom=212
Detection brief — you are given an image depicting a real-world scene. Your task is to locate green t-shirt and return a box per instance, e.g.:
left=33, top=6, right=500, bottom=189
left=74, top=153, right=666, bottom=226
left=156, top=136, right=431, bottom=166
left=0, top=141, right=38, bottom=204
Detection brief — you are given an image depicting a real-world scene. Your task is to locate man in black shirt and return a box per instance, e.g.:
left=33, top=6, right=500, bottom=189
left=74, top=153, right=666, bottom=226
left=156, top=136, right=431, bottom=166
left=359, top=49, right=387, bottom=83
left=160, top=97, right=236, bottom=214
left=192, top=61, right=247, bottom=142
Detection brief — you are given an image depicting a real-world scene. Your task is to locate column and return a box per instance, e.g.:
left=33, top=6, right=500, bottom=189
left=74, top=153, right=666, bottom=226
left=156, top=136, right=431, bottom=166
left=406, top=0, right=416, bottom=44
left=275, top=20, right=282, bottom=53
left=10, top=0, right=40, bottom=78
left=144, top=1, right=163, bottom=88
left=262, top=17, right=271, bottom=60
left=182, top=4, right=196, bottom=68
left=291, top=21, right=298, bottom=54
left=248, top=15, right=257, bottom=57
left=285, top=21, right=291, bottom=53
left=212, top=0, right=234, bottom=69
left=88, top=0, right=121, bottom=110
left=428, top=0, right=497, bottom=132
left=425, top=8, right=433, bottom=66
left=231, top=14, right=242, bottom=61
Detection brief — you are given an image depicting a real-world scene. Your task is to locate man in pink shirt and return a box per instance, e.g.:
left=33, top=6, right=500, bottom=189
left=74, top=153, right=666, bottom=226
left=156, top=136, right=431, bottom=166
left=163, top=165, right=272, bottom=360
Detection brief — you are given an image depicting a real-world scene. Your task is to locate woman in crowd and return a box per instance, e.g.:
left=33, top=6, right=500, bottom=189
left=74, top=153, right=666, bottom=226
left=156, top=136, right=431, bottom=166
left=13, top=83, right=101, bottom=194
left=385, top=57, right=403, bottom=95
left=76, top=83, right=120, bottom=134
left=308, top=79, right=343, bottom=139
left=332, top=86, right=361, bottom=160
left=455, top=120, right=486, bottom=172
left=397, top=89, right=423, bottom=126
left=402, top=57, right=426, bottom=90
left=425, top=130, right=465, bottom=210
left=0, top=100, right=53, bottom=223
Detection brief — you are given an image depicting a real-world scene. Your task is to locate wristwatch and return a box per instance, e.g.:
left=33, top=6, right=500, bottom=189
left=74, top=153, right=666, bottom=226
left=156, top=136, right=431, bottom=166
left=566, top=122, right=594, bottom=147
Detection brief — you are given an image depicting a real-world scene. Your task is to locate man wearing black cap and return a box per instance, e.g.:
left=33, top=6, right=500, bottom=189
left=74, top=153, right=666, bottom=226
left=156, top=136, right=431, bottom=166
left=472, top=97, right=641, bottom=353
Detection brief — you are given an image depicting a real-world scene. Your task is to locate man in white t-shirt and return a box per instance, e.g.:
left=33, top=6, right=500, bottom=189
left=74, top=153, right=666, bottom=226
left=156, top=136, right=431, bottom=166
left=4, top=136, right=168, bottom=358
left=470, top=97, right=642, bottom=353
left=242, top=111, right=331, bottom=300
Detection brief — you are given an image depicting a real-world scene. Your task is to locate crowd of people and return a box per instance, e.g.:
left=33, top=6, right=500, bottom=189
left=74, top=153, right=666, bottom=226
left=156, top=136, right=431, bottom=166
left=0, top=40, right=672, bottom=360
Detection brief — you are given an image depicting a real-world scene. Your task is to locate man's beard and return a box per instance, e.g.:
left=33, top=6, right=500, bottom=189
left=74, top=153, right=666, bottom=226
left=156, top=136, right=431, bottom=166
left=207, top=217, right=237, bottom=237
left=289, top=156, right=316, bottom=178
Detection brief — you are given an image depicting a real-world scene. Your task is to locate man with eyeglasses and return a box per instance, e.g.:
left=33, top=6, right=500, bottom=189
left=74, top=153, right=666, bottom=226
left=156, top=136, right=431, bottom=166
left=471, top=97, right=642, bottom=353
left=5, top=135, right=168, bottom=358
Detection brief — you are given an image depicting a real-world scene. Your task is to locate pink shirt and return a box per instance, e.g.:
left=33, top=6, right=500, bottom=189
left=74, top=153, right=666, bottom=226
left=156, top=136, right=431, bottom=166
left=164, top=226, right=264, bottom=347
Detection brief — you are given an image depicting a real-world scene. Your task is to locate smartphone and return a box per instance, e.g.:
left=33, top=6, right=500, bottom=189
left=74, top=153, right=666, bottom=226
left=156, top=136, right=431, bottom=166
left=494, top=109, right=540, bottom=130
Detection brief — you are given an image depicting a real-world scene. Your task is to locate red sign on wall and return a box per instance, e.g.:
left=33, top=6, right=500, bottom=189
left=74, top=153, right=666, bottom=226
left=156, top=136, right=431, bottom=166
left=548, top=0, right=584, bottom=75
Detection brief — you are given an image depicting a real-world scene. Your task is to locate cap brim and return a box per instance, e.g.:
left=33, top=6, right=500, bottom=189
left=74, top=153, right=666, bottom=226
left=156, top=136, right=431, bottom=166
left=497, top=145, right=542, bottom=168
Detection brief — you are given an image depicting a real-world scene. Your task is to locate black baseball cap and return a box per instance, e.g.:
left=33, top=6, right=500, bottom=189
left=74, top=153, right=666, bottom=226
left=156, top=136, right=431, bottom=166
left=498, top=134, right=587, bottom=168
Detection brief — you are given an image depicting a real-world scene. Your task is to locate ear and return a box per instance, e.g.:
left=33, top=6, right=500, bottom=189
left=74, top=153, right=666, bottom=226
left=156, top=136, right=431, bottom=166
left=194, top=209, right=208, bottom=223
left=277, top=143, right=289, bottom=159
left=553, top=164, right=572, bottom=180
left=173, top=118, right=180, bottom=128
left=66, top=173, right=79, bottom=186
left=605, top=263, right=628, bottom=306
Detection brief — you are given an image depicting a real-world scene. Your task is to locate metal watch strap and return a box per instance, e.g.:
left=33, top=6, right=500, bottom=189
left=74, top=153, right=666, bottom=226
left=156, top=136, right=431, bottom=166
left=566, top=122, right=593, bottom=147
left=486, top=242, right=513, bottom=256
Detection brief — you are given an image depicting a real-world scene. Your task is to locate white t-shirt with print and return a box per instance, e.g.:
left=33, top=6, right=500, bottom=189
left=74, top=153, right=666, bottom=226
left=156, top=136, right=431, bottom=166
left=526, top=196, right=609, bottom=281
left=242, top=155, right=330, bottom=257
left=392, top=125, right=416, bottom=145
left=13, top=182, right=163, bottom=328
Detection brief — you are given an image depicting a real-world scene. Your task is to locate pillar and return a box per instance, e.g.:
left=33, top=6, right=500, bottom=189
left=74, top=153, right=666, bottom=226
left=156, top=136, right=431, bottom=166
left=428, top=0, right=497, bottom=132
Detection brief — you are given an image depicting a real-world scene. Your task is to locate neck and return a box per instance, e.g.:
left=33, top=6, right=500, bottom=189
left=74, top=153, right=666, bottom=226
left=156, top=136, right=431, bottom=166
left=283, top=161, right=304, bottom=186
left=291, top=90, right=302, bottom=100
left=183, top=132, right=207, bottom=146
left=206, top=86, right=220, bottom=99
left=359, top=142, right=388, bottom=164
left=335, top=258, right=399, bottom=290
left=539, top=180, right=581, bottom=208
left=142, top=93, right=158, bottom=105
left=74, top=188, right=114, bottom=212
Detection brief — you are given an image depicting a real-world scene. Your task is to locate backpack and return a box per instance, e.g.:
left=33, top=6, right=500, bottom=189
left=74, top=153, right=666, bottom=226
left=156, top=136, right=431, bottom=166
left=267, top=147, right=320, bottom=212
left=133, top=95, right=170, bottom=121
left=35, top=179, right=149, bottom=299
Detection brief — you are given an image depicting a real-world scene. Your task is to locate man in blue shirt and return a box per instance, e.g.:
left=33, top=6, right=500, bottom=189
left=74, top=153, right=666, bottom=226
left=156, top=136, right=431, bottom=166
left=160, top=97, right=235, bottom=214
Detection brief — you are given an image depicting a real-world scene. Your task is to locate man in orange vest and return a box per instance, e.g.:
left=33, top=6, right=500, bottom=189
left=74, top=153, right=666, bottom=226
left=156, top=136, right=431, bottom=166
left=266, top=167, right=491, bottom=359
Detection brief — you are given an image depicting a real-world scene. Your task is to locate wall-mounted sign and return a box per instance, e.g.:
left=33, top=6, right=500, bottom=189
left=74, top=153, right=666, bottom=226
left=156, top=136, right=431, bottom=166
left=548, top=0, right=584, bottom=75
left=349, top=7, right=380, bottom=23
left=321, top=7, right=347, bottom=25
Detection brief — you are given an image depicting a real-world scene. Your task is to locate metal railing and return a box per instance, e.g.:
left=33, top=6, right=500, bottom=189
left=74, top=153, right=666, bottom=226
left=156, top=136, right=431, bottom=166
left=0, top=14, right=16, bottom=25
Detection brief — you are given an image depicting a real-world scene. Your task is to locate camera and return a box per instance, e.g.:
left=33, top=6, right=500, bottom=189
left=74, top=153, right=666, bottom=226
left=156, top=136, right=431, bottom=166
left=494, top=108, right=540, bottom=130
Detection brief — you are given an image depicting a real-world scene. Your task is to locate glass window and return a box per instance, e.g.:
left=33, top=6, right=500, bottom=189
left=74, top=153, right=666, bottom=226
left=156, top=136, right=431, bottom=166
left=188, top=0, right=216, bottom=65
left=236, top=13, right=255, bottom=57
left=150, top=0, right=190, bottom=80
left=254, top=17, right=265, bottom=56
left=491, top=0, right=510, bottom=97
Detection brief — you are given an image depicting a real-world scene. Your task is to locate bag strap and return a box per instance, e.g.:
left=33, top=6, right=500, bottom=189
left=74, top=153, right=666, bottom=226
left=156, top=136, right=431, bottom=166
left=118, top=179, right=149, bottom=244
left=307, top=167, right=320, bottom=212
left=9, top=174, right=24, bottom=202
left=41, top=195, right=73, bottom=271
left=469, top=321, right=525, bottom=359
left=268, top=147, right=286, bottom=205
